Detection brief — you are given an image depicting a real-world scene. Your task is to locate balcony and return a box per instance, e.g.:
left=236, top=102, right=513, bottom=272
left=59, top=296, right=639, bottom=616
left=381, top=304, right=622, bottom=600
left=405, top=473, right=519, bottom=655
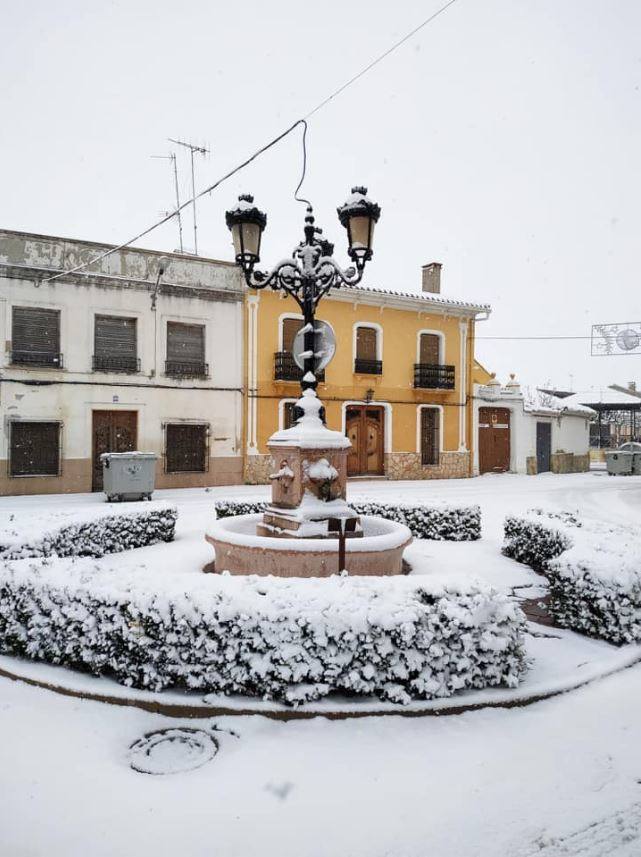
left=414, top=363, right=455, bottom=390
left=11, top=350, right=63, bottom=369
left=93, top=354, right=140, bottom=373
left=354, top=358, right=382, bottom=375
left=274, top=352, right=325, bottom=382
left=165, top=360, right=209, bottom=379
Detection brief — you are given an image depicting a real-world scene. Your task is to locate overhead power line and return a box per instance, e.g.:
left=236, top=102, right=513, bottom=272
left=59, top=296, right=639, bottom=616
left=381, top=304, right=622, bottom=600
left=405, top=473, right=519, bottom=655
left=43, top=0, right=460, bottom=283
left=477, top=336, right=594, bottom=341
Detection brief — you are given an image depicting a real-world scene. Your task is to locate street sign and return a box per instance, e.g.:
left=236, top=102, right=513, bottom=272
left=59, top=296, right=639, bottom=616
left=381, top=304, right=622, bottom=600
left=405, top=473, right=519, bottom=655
left=292, top=321, right=336, bottom=372
left=592, top=322, right=641, bottom=356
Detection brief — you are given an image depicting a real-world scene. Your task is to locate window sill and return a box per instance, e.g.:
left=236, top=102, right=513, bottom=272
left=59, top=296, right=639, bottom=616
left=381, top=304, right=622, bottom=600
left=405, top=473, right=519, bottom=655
left=9, top=472, right=61, bottom=479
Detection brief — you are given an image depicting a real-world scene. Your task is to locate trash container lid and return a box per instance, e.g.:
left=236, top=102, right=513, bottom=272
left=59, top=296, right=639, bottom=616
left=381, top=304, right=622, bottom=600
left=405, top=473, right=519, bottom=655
left=100, top=451, right=158, bottom=460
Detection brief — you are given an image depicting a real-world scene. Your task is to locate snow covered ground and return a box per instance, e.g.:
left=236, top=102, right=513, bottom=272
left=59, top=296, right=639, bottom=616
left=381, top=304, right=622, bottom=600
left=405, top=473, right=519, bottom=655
left=1, top=471, right=640, bottom=855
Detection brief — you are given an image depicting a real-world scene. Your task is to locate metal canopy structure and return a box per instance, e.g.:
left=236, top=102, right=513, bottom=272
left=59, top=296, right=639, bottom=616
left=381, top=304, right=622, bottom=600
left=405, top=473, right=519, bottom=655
left=562, top=387, right=641, bottom=448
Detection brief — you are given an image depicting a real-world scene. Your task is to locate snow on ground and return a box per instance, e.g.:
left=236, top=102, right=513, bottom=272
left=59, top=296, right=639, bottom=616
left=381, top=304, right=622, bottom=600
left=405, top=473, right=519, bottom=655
left=1, top=472, right=640, bottom=855
left=1, top=661, right=641, bottom=856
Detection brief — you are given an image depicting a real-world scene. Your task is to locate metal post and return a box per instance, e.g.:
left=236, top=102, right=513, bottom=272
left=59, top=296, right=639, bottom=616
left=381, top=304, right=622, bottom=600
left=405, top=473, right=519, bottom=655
left=190, top=147, right=198, bottom=255
left=171, top=153, right=184, bottom=253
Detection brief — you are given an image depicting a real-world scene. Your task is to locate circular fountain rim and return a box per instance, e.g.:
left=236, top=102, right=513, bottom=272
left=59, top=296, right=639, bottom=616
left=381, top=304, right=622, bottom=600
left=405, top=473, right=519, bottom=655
left=207, top=514, right=412, bottom=554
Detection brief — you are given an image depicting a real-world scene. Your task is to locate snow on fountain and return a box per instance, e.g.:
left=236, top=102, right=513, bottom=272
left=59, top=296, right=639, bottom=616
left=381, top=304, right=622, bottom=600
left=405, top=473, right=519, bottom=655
left=206, top=388, right=411, bottom=576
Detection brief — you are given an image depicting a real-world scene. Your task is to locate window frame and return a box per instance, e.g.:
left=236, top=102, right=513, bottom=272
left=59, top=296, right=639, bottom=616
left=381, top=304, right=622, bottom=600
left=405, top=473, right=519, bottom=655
left=10, top=305, right=62, bottom=369
left=416, top=329, right=445, bottom=365
left=93, top=313, right=139, bottom=373
left=163, top=421, right=210, bottom=474
left=8, top=420, right=63, bottom=478
left=416, top=405, right=443, bottom=467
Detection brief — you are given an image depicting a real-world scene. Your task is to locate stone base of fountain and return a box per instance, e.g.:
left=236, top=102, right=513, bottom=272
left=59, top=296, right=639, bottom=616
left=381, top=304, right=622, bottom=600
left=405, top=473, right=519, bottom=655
left=205, top=514, right=411, bottom=577
left=205, top=388, right=411, bottom=577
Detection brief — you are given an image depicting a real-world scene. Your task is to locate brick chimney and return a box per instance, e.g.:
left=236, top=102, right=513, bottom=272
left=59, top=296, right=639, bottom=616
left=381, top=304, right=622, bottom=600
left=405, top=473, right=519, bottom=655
left=629, top=381, right=637, bottom=392
left=422, top=262, right=442, bottom=294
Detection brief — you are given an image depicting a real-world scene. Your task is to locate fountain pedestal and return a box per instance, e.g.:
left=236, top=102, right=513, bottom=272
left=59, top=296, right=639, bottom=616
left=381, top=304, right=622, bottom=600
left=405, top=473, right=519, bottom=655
left=206, top=389, right=411, bottom=576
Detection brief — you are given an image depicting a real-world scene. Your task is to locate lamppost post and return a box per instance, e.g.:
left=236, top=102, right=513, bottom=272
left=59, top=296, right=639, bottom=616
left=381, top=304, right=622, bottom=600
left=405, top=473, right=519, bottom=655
left=225, top=187, right=381, bottom=397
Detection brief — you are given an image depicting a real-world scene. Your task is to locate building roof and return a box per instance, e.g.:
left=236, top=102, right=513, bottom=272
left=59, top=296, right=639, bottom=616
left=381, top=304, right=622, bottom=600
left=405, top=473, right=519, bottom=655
left=523, top=388, right=595, bottom=417
left=334, top=283, right=491, bottom=316
left=562, top=388, right=641, bottom=411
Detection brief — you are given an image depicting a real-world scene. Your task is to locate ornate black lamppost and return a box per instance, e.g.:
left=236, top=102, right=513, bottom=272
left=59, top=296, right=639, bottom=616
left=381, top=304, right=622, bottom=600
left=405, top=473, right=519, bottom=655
left=225, top=187, right=381, bottom=393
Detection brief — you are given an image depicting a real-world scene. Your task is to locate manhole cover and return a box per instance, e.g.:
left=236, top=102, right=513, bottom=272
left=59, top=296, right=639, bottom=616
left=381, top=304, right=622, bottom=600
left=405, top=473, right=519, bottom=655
left=128, top=728, right=219, bottom=775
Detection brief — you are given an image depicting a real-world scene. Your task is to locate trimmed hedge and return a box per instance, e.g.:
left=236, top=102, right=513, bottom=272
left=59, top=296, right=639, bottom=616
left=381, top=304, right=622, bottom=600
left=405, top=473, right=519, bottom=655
left=0, top=563, right=526, bottom=705
left=215, top=499, right=481, bottom=541
left=503, top=510, right=641, bottom=645
left=0, top=508, right=177, bottom=561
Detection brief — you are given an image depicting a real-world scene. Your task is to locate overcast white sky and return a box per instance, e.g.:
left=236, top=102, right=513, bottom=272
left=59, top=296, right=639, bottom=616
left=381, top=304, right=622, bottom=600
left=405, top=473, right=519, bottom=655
left=1, top=0, right=639, bottom=390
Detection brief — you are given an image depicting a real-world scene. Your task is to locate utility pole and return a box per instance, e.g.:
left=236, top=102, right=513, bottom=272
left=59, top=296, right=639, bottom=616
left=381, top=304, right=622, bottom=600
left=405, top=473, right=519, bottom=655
left=150, top=152, right=184, bottom=253
left=168, top=138, right=210, bottom=255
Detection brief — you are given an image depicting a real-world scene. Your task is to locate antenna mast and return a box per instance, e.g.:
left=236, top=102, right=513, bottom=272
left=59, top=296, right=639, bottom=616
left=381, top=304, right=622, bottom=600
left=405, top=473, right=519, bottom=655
left=150, top=152, right=184, bottom=253
left=168, top=138, right=210, bottom=255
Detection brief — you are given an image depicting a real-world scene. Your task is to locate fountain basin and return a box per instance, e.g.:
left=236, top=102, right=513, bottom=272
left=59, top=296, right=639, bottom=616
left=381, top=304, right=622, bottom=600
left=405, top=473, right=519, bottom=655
left=205, top=514, right=412, bottom=577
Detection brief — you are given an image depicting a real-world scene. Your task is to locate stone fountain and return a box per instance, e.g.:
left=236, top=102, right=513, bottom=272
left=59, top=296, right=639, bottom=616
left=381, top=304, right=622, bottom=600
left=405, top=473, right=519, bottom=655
left=206, top=388, right=411, bottom=577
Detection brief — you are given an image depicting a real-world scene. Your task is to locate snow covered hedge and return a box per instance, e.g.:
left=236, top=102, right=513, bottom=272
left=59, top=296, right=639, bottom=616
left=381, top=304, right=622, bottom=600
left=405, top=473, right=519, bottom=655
left=215, top=500, right=481, bottom=541
left=0, top=508, right=177, bottom=561
left=0, top=563, right=526, bottom=705
left=503, top=510, right=641, bottom=644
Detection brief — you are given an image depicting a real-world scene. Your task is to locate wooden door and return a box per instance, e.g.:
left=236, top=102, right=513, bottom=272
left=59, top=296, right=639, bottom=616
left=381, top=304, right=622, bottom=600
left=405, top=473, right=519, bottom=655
left=92, top=410, right=137, bottom=491
left=478, top=407, right=511, bottom=474
left=536, top=422, right=552, bottom=473
left=346, top=406, right=384, bottom=476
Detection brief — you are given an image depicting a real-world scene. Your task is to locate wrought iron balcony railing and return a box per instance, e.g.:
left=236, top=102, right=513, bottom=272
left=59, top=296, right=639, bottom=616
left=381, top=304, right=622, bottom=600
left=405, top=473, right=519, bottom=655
left=274, top=352, right=325, bottom=382
left=11, top=350, right=63, bottom=368
left=354, top=358, right=382, bottom=375
left=93, top=354, right=140, bottom=373
left=165, top=360, right=209, bottom=379
left=414, top=363, right=456, bottom=390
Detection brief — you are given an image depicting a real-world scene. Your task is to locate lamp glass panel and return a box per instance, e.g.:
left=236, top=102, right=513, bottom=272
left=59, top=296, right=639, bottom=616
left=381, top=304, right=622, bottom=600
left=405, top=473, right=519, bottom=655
left=348, top=215, right=374, bottom=251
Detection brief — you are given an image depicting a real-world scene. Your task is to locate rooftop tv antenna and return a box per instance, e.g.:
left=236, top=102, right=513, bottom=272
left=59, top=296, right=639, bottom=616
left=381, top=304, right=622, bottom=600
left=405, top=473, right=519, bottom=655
left=150, top=152, right=184, bottom=253
left=168, top=138, right=210, bottom=255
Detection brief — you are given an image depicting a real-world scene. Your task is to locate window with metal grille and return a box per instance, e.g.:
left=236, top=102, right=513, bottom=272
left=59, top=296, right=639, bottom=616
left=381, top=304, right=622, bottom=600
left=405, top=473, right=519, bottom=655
left=166, top=322, right=207, bottom=377
left=94, top=315, right=138, bottom=372
left=165, top=423, right=208, bottom=473
left=11, top=306, right=61, bottom=367
left=283, top=401, right=297, bottom=429
left=420, top=408, right=440, bottom=466
left=10, top=421, right=61, bottom=476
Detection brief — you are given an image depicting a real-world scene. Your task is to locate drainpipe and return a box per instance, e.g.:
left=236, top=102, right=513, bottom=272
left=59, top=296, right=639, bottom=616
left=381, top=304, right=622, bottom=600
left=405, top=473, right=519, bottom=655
left=469, top=309, right=491, bottom=476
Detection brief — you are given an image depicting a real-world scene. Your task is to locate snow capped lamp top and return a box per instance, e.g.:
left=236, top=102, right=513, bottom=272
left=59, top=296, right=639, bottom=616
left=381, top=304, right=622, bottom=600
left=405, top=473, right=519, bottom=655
left=225, top=194, right=267, bottom=271
left=337, top=186, right=381, bottom=266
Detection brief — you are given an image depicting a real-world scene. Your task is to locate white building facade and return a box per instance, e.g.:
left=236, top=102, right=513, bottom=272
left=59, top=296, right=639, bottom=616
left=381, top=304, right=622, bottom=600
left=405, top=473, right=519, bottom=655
left=0, top=230, right=244, bottom=495
left=472, top=377, right=593, bottom=476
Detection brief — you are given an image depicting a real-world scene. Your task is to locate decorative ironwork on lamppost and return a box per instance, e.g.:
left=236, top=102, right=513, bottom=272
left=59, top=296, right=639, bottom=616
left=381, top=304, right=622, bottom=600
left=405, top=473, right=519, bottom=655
left=225, top=187, right=381, bottom=394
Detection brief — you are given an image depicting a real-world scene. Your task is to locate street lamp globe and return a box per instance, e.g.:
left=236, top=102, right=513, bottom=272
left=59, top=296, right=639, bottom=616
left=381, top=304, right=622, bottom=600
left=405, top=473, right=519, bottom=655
left=225, top=194, right=267, bottom=274
left=337, top=186, right=381, bottom=268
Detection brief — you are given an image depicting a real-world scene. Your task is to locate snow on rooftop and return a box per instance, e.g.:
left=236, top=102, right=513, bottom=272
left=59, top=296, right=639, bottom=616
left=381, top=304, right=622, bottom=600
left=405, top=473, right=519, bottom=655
left=523, top=388, right=596, bottom=417
left=562, top=388, right=641, bottom=408
left=338, top=283, right=491, bottom=313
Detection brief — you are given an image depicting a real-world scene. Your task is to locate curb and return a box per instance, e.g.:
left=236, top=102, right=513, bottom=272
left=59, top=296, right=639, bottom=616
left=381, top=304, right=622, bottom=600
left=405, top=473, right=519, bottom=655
left=2, top=651, right=641, bottom=721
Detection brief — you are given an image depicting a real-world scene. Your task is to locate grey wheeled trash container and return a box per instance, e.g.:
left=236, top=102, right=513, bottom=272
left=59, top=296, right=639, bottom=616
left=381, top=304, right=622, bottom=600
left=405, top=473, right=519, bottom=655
left=100, top=452, right=158, bottom=501
left=605, top=450, right=634, bottom=476
left=632, top=453, right=641, bottom=475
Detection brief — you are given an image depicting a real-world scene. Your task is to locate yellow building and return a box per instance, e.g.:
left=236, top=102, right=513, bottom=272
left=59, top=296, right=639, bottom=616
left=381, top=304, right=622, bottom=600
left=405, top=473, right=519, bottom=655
left=244, top=264, right=490, bottom=483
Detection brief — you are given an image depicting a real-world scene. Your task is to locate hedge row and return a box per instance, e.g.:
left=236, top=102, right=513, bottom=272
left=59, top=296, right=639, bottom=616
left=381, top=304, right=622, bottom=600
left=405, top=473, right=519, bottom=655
left=214, top=500, right=481, bottom=541
left=0, top=563, right=527, bottom=705
left=0, top=508, right=177, bottom=561
left=503, top=510, right=641, bottom=645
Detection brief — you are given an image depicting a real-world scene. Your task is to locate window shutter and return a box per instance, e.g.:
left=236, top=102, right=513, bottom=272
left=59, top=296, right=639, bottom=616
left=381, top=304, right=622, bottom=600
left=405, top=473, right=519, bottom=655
left=282, top=318, right=303, bottom=353
left=420, top=409, right=440, bottom=466
left=356, top=327, right=377, bottom=361
left=10, top=422, right=60, bottom=476
left=420, top=333, right=440, bottom=365
left=167, top=323, right=205, bottom=361
left=12, top=307, right=60, bottom=358
left=165, top=424, right=208, bottom=472
left=95, top=316, right=136, bottom=356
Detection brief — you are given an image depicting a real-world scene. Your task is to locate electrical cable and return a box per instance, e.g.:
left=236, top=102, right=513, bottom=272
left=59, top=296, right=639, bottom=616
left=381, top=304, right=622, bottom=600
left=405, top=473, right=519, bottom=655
left=477, top=336, right=595, bottom=341
left=293, top=120, right=312, bottom=209
left=43, top=0, right=460, bottom=283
